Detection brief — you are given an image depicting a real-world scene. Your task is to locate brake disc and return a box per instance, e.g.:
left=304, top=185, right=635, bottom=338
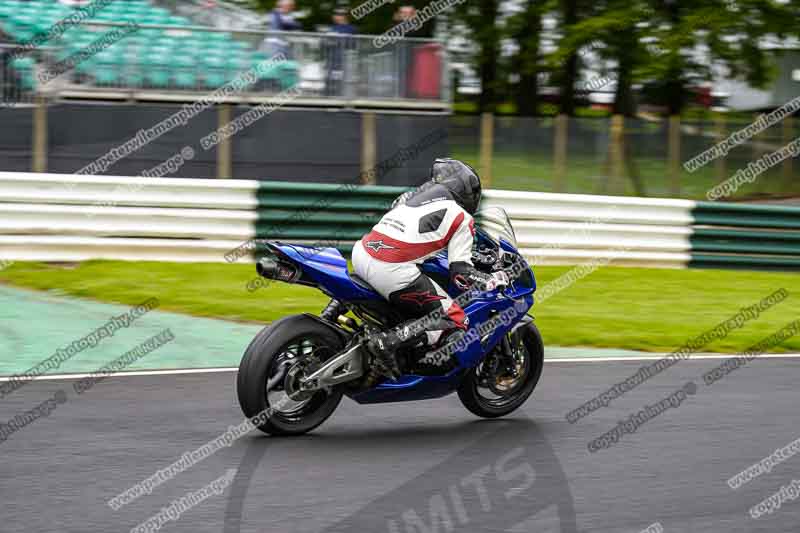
left=284, top=359, right=318, bottom=401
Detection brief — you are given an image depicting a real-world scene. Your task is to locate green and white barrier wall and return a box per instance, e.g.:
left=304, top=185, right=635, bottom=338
left=690, top=202, right=800, bottom=270
left=0, top=172, right=798, bottom=271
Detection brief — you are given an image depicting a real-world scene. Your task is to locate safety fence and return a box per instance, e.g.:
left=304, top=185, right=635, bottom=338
left=690, top=202, right=800, bottom=270
left=0, top=171, right=798, bottom=270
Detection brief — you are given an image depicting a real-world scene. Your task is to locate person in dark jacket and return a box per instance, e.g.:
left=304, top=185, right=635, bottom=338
left=325, top=8, right=356, bottom=96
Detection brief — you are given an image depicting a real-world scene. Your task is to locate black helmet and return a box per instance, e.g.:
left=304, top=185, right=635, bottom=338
left=429, top=158, right=482, bottom=214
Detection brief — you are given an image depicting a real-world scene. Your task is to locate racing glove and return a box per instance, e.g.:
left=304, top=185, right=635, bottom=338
left=450, top=262, right=509, bottom=292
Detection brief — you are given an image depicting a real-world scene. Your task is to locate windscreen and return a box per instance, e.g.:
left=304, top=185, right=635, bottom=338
left=475, top=207, right=517, bottom=248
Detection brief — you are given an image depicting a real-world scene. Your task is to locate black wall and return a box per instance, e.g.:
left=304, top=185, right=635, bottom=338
left=0, top=105, right=32, bottom=172
left=0, top=101, right=450, bottom=185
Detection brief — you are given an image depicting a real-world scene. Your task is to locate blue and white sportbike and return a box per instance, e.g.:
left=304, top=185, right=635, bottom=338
left=237, top=208, right=543, bottom=435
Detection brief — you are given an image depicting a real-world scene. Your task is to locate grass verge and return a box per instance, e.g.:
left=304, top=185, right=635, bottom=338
left=1, top=260, right=798, bottom=353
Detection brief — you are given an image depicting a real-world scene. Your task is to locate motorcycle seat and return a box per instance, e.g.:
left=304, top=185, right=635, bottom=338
left=349, top=272, right=378, bottom=293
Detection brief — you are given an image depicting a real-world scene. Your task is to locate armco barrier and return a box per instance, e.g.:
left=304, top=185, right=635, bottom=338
left=689, top=202, right=800, bottom=270
left=0, top=172, right=798, bottom=270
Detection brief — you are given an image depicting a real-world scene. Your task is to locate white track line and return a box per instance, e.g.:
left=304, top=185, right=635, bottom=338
left=547, top=353, right=800, bottom=363
left=1, top=354, right=799, bottom=382
left=0, top=367, right=238, bottom=382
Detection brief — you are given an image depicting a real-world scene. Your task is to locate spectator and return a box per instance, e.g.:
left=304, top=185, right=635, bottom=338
left=268, top=0, right=301, bottom=32
left=262, top=0, right=301, bottom=57
left=324, top=8, right=356, bottom=96
left=393, top=5, right=422, bottom=98
left=331, top=7, right=355, bottom=35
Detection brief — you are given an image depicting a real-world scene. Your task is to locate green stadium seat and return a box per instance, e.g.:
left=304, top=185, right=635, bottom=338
left=230, top=40, right=251, bottom=55
left=0, top=0, right=288, bottom=92
left=171, top=54, right=196, bottom=89
left=139, top=28, right=163, bottom=41
left=91, top=49, right=121, bottom=85
left=10, top=56, right=35, bottom=91
left=163, top=15, right=190, bottom=27
left=226, top=54, right=249, bottom=78
left=204, top=31, right=230, bottom=43
left=0, top=3, right=16, bottom=19
left=201, top=55, right=227, bottom=88
left=121, top=59, right=144, bottom=88
left=143, top=52, right=170, bottom=88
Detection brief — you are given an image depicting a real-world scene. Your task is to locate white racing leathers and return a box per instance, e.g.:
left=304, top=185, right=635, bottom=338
left=352, top=190, right=490, bottom=345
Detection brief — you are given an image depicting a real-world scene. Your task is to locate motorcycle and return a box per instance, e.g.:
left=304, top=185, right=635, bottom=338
left=237, top=207, right=543, bottom=435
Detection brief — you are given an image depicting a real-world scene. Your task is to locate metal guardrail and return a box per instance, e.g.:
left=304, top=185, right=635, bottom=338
left=6, top=17, right=450, bottom=108
left=0, top=172, right=692, bottom=267
left=2, top=172, right=797, bottom=270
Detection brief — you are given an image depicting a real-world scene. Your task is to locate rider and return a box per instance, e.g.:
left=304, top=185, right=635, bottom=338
left=351, top=158, right=509, bottom=378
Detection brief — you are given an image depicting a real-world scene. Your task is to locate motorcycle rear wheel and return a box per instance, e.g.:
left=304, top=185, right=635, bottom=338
left=457, top=320, right=544, bottom=418
left=237, top=315, right=345, bottom=436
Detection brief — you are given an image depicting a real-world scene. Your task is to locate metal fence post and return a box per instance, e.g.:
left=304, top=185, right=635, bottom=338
left=553, top=114, right=568, bottom=192
left=32, top=96, right=47, bottom=173
left=608, top=114, right=624, bottom=194
left=715, top=113, right=726, bottom=186
left=217, top=104, right=232, bottom=179
left=480, top=112, right=494, bottom=187
left=668, top=115, right=681, bottom=196
left=361, top=111, right=377, bottom=185
left=783, top=115, right=793, bottom=187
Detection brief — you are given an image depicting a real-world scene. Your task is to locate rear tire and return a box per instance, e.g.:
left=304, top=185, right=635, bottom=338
left=237, top=315, right=346, bottom=436
left=457, top=320, right=544, bottom=418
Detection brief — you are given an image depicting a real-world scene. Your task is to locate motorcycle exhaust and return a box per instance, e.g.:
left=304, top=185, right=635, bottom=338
left=256, top=257, right=301, bottom=283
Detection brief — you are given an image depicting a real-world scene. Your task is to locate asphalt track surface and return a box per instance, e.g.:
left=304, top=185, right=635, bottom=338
left=2, top=358, right=799, bottom=533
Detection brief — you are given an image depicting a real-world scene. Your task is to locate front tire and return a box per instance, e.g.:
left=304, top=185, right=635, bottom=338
left=458, top=320, right=544, bottom=418
left=237, top=315, right=346, bottom=436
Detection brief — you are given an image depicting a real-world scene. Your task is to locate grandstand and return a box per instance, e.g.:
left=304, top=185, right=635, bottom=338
left=0, top=0, right=297, bottom=92
left=0, top=0, right=449, bottom=109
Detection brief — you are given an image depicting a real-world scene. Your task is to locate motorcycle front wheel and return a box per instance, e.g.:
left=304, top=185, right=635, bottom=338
left=457, top=320, right=544, bottom=418
left=237, top=315, right=345, bottom=436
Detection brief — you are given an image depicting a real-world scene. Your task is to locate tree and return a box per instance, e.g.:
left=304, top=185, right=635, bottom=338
left=558, top=0, right=580, bottom=115
left=638, top=0, right=793, bottom=115
left=508, top=0, right=546, bottom=116
left=452, top=0, right=502, bottom=113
